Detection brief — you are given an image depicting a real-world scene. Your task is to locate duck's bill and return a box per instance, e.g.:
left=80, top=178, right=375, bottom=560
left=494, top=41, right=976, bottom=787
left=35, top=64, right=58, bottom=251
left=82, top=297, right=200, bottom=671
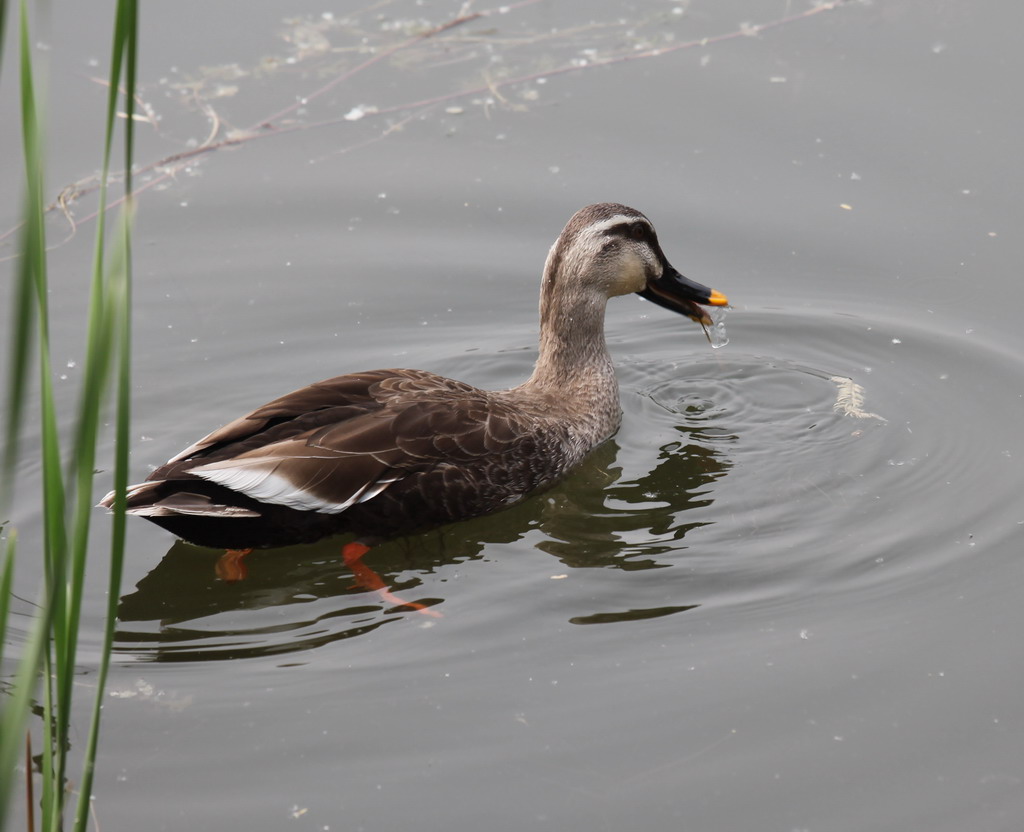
left=638, top=265, right=729, bottom=326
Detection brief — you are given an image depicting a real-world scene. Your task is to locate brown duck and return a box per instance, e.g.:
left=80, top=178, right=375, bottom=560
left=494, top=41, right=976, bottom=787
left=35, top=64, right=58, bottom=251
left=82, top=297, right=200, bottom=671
left=101, top=203, right=728, bottom=583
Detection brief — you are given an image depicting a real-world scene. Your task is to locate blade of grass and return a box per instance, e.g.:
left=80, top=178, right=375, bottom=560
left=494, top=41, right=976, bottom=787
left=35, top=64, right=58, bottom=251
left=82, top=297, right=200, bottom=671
left=0, top=252, right=34, bottom=512
left=0, top=0, right=7, bottom=82
left=64, top=0, right=139, bottom=658
left=73, top=204, right=134, bottom=832
left=71, top=0, right=138, bottom=826
left=13, top=2, right=75, bottom=828
left=0, top=580, right=52, bottom=825
left=0, top=0, right=32, bottom=506
left=3, top=0, right=138, bottom=825
left=0, top=530, right=15, bottom=670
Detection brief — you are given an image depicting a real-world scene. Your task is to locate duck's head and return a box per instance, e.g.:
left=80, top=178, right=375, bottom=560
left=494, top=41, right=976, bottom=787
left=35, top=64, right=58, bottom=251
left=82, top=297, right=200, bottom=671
left=545, top=203, right=729, bottom=326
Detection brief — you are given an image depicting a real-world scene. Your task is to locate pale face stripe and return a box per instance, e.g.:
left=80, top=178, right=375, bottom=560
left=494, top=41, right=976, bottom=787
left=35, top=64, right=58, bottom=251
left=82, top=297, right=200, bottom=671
left=584, top=214, right=650, bottom=238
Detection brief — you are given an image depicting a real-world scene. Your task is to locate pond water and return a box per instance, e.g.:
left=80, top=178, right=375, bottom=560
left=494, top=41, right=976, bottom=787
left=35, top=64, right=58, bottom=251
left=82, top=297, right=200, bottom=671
left=4, top=1, right=1024, bottom=829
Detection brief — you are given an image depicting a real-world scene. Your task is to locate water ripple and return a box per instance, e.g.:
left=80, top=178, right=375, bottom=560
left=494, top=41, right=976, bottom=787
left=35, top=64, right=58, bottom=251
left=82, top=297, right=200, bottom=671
left=112, top=306, right=1024, bottom=658
left=614, top=307, right=1024, bottom=616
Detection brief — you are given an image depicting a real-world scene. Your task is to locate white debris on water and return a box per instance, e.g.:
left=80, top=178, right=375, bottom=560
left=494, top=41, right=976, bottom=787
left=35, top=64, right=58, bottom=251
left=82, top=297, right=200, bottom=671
left=344, top=104, right=378, bottom=121
left=830, top=376, right=887, bottom=421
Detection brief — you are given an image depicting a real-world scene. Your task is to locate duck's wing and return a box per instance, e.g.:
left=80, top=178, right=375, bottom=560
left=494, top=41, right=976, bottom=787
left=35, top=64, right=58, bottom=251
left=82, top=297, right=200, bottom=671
left=132, top=370, right=530, bottom=517
left=163, top=370, right=403, bottom=465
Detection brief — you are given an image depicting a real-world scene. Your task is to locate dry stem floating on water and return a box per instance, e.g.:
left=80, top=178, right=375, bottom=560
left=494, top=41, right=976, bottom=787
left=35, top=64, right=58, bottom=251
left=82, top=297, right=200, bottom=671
left=0, top=0, right=857, bottom=256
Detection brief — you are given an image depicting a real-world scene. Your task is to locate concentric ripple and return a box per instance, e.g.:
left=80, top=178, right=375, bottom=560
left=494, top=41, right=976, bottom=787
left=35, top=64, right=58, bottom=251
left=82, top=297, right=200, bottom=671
left=111, top=306, right=1024, bottom=659
left=613, top=306, right=1024, bottom=615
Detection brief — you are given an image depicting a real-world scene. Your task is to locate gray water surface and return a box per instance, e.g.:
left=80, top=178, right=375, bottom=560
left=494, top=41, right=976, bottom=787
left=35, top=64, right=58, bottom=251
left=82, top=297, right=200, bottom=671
left=3, top=1, right=1024, bottom=830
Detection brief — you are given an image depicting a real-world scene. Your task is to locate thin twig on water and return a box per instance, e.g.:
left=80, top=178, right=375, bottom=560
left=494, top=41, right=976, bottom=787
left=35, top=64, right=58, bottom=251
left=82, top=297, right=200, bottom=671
left=0, top=0, right=852, bottom=257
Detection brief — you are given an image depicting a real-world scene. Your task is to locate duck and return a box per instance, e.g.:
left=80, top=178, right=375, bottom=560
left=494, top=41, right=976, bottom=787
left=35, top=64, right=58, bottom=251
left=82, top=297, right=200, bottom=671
left=101, top=203, right=728, bottom=582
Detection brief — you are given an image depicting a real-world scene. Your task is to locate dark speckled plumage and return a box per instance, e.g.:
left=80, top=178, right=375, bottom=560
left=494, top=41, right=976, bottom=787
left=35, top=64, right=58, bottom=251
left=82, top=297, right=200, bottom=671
left=101, top=204, right=728, bottom=550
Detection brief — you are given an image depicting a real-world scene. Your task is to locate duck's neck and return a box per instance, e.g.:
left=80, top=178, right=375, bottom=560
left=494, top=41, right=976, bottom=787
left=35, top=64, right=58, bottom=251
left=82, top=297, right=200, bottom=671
left=522, top=260, right=617, bottom=400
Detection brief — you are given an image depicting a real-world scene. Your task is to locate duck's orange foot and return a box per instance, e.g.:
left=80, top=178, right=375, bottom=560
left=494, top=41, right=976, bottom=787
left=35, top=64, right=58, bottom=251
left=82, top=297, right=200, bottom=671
left=342, top=541, right=442, bottom=618
left=216, top=548, right=253, bottom=582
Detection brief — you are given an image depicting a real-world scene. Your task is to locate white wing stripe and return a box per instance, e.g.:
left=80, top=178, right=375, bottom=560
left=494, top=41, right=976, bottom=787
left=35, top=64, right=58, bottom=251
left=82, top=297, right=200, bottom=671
left=193, top=465, right=400, bottom=514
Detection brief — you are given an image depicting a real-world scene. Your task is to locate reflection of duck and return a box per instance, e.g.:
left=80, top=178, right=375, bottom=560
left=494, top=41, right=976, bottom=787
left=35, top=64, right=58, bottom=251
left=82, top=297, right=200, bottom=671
left=116, top=440, right=726, bottom=660
left=101, top=203, right=728, bottom=580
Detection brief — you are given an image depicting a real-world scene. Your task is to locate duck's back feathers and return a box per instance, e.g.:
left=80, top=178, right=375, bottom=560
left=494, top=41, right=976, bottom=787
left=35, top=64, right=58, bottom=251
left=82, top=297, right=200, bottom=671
left=110, top=369, right=571, bottom=548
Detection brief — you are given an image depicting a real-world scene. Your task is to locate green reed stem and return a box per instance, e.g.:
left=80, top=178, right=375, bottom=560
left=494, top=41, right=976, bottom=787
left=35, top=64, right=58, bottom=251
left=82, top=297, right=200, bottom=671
left=0, top=0, right=137, bottom=828
left=0, top=535, right=13, bottom=665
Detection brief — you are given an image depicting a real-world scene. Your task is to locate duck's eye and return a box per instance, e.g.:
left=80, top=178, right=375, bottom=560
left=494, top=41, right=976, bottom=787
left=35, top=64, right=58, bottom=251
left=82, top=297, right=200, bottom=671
left=630, top=224, right=648, bottom=241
